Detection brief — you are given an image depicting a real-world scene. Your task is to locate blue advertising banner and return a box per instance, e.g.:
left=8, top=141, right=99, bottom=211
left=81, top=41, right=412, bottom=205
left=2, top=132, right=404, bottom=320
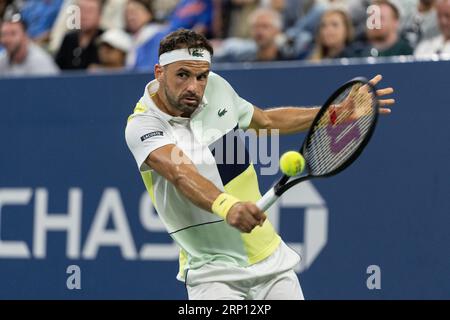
left=1, top=60, right=449, bottom=299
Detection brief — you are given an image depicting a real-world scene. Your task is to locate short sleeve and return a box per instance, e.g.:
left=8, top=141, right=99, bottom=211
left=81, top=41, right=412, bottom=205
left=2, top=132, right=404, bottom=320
left=234, top=94, right=254, bottom=130
left=125, top=115, right=175, bottom=171
left=211, top=72, right=254, bottom=129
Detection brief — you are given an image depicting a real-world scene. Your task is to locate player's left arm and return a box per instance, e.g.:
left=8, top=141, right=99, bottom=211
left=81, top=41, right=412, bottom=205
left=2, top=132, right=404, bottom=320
left=248, top=74, right=395, bottom=135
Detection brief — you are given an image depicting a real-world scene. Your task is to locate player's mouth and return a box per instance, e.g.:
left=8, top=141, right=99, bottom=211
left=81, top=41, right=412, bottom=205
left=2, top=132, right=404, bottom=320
left=181, top=96, right=199, bottom=104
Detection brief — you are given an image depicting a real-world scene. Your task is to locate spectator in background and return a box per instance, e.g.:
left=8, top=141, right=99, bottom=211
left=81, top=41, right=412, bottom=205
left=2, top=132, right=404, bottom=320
left=346, top=0, right=372, bottom=42
left=309, top=8, right=354, bottom=61
left=284, top=0, right=351, bottom=59
left=348, top=0, right=421, bottom=43
left=55, top=0, right=104, bottom=70
left=125, top=0, right=162, bottom=68
left=264, top=0, right=296, bottom=29
left=285, top=0, right=327, bottom=37
left=88, top=28, right=131, bottom=71
left=151, top=0, right=179, bottom=22
left=167, top=0, right=213, bottom=36
left=48, top=0, right=125, bottom=54
left=100, top=0, right=127, bottom=30
left=0, top=0, right=14, bottom=18
left=0, top=0, right=14, bottom=54
left=404, top=0, right=440, bottom=47
left=221, top=0, right=259, bottom=38
left=355, top=0, right=413, bottom=57
left=388, top=0, right=419, bottom=32
left=214, top=7, right=306, bottom=62
left=248, top=7, right=292, bottom=61
left=0, top=10, right=59, bottom=76
left=415, top=0, right=450, bottom=57
left=415, top=0, right=441, bottom=39
left=132, top=0, right=214, bottom=70
left=48, top=0, right=81, bottom=54
left=19, top=0, right=63, bottom=45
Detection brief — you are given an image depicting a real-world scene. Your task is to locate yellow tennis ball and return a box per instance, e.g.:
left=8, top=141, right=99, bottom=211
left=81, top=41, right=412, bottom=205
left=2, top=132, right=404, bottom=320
left=280, top=151, right=305, bottom=176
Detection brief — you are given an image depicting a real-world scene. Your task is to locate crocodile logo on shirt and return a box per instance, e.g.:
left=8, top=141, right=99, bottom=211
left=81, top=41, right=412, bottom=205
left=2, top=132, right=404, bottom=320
left=218, top=108, right=228, bottom=117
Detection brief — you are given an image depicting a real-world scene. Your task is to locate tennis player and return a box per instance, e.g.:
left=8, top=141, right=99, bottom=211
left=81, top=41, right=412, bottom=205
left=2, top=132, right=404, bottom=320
left=125, top=29, right=395, bottom=300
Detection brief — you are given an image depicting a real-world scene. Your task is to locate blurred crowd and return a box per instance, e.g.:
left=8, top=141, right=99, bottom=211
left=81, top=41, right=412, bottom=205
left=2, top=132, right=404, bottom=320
left=0, top=0, right=449, bottom=77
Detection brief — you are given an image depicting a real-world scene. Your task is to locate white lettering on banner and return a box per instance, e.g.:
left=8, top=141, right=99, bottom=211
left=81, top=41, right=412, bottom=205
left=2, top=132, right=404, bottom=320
left=33, top=188, right=82, bottom=259
left=0, top=188, right=32, bottom=258
left=82, top=188, right=137, bottom=259
left=0, top=185, right=328, bottom=272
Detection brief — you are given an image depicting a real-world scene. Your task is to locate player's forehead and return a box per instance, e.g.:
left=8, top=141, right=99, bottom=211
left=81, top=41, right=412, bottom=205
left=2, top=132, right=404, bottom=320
left=167, top=60, right=210, bottom=74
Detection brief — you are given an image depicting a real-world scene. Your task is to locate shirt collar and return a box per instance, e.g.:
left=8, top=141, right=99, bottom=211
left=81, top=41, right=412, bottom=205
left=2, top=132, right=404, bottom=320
left=141, top=79, right=208, bottom=122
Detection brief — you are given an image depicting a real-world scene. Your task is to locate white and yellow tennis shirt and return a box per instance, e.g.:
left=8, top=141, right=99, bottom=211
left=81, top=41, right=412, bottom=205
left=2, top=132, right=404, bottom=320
left=125, top=72, right=299, bottom=284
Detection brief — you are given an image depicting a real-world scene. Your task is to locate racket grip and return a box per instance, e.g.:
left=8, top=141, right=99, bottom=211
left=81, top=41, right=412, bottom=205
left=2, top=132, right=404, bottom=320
left=256, top=188, right=279, bottom=212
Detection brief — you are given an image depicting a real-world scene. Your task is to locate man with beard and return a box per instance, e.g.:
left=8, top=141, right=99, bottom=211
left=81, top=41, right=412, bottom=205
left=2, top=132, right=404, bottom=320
left=0, top=9, right=59, bottom=76
left=55, top=0, right=104, bottom=70
left=125, top=29, right=395, bottom=300
left=356, top=0, right=413, bottom=57
left=213, top=8, right=308, bottom=63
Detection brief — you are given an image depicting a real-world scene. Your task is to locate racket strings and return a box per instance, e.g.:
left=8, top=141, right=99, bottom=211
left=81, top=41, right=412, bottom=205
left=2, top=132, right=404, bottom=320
left=305, top=83, right=376, bottom=176
left=308, top=114, right=373, bottom=174
left=308, top=113, right=373, bottom=171
left=308, top=115, right=372, bottom=172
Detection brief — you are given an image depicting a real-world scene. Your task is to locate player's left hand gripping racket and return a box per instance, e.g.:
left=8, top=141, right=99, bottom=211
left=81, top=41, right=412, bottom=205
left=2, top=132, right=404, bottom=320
left=257, top=77, right=380, bottom=212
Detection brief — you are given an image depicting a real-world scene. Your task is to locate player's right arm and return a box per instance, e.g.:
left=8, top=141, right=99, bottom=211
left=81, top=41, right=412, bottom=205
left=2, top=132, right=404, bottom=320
left=144, top=144, right=266, bottom=233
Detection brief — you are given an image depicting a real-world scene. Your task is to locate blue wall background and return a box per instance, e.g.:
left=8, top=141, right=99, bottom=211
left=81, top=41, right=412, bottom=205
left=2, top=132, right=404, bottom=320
left=0, top=60, right=449, bottom=299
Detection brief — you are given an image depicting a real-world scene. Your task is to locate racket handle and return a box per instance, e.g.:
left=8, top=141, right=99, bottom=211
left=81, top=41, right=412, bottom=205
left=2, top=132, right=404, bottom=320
left=256, top=188, right=279, bottom=212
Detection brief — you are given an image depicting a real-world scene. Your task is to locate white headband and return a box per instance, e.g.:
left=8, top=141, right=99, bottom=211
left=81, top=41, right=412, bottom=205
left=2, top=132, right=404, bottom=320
left=159, top=48, right=211, bottom=66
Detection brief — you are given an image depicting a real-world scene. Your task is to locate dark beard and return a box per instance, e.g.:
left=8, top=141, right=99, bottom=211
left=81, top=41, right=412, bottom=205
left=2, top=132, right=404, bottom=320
left=164, top=85, right=200, bottom=115
left=8, top=43, right=22, bottom=64
left=368, top=33, right=389, bottom=44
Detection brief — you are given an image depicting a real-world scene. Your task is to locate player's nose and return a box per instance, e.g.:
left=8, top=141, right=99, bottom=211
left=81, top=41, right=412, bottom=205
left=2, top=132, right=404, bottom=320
left=186, top=80, right=200, bottom=93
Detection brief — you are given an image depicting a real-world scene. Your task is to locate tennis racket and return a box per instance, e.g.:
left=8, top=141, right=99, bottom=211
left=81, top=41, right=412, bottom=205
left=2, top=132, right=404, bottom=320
left=256, top=77, right=380, bottom=212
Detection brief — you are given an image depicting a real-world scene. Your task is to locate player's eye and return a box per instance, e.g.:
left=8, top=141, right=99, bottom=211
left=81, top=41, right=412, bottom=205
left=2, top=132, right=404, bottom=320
left=197, top=74, right=208, bottom=81
left=177, top=72, right=188, bottom=79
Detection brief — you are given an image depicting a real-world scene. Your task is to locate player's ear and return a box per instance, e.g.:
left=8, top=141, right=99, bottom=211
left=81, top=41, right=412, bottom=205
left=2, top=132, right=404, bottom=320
left=154, top=64, right=164, bottom=82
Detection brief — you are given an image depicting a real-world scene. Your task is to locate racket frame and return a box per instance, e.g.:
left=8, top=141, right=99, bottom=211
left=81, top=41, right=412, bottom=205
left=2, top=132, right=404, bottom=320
left=273, top=77, right=380, bottom=197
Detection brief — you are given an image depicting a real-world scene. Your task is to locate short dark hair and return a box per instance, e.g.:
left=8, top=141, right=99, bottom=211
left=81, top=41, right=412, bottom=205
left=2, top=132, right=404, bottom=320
left=159, top=29, right=214, bottom=57
left=373, top=0, right=400, bottom=20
